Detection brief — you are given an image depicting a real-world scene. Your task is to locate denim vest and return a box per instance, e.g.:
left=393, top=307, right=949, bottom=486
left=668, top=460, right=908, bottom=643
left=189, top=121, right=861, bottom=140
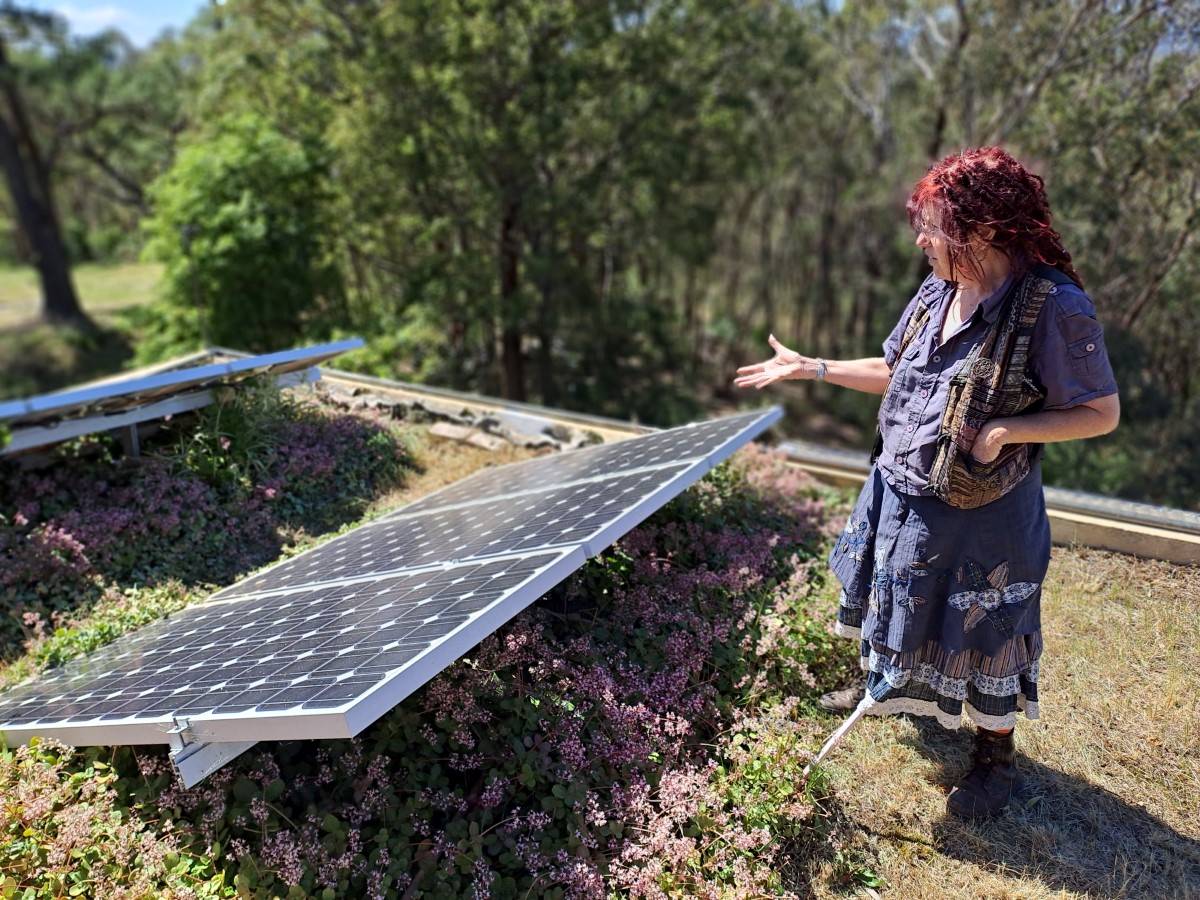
left=870, top=265, right=1078, bottom=509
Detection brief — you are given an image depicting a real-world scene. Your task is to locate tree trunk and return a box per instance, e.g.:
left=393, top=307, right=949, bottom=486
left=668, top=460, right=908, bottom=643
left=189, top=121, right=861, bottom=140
left=0, top=39, right=89, bottom=326
left=498, top=196, right=525, bottom=401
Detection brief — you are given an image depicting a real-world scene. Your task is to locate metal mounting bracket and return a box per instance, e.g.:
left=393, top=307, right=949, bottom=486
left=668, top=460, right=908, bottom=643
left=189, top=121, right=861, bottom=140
left=167, top=718, right=258, bottom=788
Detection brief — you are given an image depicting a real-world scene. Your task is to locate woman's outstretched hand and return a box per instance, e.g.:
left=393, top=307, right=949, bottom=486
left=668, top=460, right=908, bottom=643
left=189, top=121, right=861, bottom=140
left=733, top=334, right=812, bottom=390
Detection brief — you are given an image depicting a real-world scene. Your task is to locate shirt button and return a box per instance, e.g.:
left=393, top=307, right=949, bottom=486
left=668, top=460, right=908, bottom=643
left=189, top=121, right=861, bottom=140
left=1050, top=286, right=1058, bottom=294
left=905, top=424, right=914, bottom=432
left=920, top=389, right=928, bottom=398
left=932, top=354, right=941, bottom=363
left=1085, top=342, right=1096, bottom=352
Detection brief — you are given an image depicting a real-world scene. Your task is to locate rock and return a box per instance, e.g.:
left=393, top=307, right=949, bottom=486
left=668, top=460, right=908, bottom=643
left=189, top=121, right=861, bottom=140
left=428, top=422, right=477, bottom=442
left=465, top=430, right=509, bottom=451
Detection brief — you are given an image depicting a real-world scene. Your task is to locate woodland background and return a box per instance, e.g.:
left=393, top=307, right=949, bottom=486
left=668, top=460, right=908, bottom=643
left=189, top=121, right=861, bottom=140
left=1, top=0, right=1197, bottom=509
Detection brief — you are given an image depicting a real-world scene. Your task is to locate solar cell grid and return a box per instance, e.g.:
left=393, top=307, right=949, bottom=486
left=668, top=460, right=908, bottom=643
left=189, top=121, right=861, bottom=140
left=0, top=550, right=568, bottom=735
left=382, top=409, right=770, bottom=517
left=214, top=463, right=692, bottom=599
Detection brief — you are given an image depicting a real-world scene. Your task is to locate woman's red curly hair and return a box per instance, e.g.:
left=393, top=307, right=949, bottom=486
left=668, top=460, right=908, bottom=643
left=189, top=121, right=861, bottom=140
left=906, top=146, right=1084, bottom=289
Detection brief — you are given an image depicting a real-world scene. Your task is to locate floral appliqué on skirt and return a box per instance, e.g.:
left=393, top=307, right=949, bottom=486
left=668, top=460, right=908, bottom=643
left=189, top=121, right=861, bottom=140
left=827, top=461, right=1051, bottom=731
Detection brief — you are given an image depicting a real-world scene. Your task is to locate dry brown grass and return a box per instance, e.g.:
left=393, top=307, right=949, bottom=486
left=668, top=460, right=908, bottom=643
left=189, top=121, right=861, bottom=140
left=363, top=425, right=549, bottom=518
left=803, top=542, right=1200, bottom=899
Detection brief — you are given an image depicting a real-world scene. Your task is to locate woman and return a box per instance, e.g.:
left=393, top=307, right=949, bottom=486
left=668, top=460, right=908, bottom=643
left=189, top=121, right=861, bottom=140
left=733, top=147, right=1120, bottom=820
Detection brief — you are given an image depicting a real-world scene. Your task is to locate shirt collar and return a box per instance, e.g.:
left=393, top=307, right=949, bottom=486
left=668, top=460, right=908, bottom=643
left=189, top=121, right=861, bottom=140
left=939, top=268, right=1020, bottom=324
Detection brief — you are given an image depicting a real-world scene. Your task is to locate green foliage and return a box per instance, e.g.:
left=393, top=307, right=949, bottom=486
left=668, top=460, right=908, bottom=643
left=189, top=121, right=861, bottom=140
left=138, top=112, right=343, bottom=358
left=326, top=306, right=451, bottom=384
left=0, top=738, right=232, bottom=897
left=4, top=0, right=1200, bottom=505
left=172, top=378, right=301, bottom=489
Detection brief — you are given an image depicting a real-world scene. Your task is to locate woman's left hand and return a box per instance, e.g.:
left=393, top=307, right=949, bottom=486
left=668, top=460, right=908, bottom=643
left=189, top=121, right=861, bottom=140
left=968, top=420, right=1012, bottom=464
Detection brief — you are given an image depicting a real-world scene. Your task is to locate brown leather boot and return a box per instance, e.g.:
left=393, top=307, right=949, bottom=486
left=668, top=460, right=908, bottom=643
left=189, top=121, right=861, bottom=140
left=818, top=682, right=865, bottom=713
left=946, top=726, right=1021, bottom=820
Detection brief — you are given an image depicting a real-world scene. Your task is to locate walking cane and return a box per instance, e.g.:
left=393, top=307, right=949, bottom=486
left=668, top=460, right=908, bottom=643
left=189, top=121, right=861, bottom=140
left=800, top=695, right=873, bottom=786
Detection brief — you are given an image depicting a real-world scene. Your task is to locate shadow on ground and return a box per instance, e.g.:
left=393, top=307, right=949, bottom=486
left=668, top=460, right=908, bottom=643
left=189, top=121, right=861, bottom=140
left=0, top=320, right=133, bottom=400
left=898, top=717, right=1200, bottom=898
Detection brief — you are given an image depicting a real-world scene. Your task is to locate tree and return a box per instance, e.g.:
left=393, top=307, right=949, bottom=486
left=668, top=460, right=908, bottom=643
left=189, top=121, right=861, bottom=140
left=139, top=112, right=344, bottom=355
left=0, top=7, right=87, bottom=325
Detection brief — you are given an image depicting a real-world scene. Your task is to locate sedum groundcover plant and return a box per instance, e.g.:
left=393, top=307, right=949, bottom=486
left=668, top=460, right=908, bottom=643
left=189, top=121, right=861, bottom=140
left=0, top=379, right=412, bottom=658
left=2, top=388, right=860, bottom=897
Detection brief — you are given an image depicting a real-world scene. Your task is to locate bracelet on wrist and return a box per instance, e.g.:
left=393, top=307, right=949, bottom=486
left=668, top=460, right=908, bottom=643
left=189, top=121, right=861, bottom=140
left=814, top=358, right=827, bottom=381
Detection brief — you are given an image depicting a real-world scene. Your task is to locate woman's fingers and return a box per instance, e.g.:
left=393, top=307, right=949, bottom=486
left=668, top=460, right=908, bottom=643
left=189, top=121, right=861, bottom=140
left=733, top=369, right=784, bottom=389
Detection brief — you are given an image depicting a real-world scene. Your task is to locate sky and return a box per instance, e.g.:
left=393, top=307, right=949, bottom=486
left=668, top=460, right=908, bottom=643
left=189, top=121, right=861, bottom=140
left=25, top=0, right=211, bottom=47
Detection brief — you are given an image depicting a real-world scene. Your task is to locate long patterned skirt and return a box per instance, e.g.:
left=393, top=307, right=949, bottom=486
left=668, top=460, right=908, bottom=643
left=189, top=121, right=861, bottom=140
left=827, top=459, right=1050, bottom=731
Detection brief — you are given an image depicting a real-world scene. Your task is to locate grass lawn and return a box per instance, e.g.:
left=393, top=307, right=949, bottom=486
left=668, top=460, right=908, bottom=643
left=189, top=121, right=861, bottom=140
left=0, top=261, right=162, bottom=330
left=801, top=533, right=1200, bottom=897
left=0, top=261, right=162, bottom=400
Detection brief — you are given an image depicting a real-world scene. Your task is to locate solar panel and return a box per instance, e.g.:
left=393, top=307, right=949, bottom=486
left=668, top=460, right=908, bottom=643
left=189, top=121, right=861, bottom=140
left=212, top=463, right=694, bottom=599
left=0, top=405, right=781, bottom=779
left=0, top=339, right=364, bottom=456
left=0, top=549, right=580, bottom=745
left=0, top=339, right=364, bottom=428
left=380, top=409, right=772, bottom=518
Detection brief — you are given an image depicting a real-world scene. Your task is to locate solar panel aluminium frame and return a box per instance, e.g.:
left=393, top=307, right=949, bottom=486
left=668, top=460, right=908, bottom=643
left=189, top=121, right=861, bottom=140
left=0, top=405, right=782, bottom=780
left=2, top=368, right=318, bottom=456
left=0, top=338, right=365, bottom=428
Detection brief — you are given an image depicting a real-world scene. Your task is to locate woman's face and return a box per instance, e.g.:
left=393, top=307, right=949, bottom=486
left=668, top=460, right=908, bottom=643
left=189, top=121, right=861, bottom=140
left=913, top=206, right=994, bottom=284
left=914, top=208, right=954, bottom=281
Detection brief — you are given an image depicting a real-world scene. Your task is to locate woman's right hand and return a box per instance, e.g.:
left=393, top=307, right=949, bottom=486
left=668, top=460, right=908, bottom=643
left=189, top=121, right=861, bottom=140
left=733, top=334, right=814, bottom=389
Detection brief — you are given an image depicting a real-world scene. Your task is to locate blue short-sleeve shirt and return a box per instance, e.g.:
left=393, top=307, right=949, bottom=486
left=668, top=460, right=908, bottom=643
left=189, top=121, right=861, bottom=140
left=876, top=264, right=1119, bottom=497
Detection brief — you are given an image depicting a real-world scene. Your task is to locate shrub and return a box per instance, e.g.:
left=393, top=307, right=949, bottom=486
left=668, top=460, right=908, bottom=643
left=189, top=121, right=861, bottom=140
left=0, top=738, right=230, bottom=898
left=137, top=112, right=343, bottom=360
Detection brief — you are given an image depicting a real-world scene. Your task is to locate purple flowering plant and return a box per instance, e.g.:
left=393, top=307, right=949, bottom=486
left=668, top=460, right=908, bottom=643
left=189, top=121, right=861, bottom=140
left=2, top=397, right=873, bottom=897
left=0, top=379, right=412, bottom=654
left=103, top=445, right=855, bottom=897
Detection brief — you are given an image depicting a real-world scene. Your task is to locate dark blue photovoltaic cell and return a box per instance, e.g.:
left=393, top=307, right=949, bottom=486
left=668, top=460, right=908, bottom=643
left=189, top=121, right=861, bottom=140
left=0, top=552, right=563, bottom=727
left=213, top=463, right=690, bottom=599
left=383, top=410, right=769, bottom=516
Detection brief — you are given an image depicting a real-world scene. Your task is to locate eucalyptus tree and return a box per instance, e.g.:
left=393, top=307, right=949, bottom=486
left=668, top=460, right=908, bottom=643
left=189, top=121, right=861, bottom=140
left=184, top=0, right=805, bottom=418
left=0, top=6, right=85, bottom=324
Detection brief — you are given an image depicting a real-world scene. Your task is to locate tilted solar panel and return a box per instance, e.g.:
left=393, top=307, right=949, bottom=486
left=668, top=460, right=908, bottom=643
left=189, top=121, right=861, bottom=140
left=380, top=409, right=771, bottom=518
left=0, top=550, right=579, bottom=745
left=0, top=405, right=782, bottom=780
left=0, top=339, right=364, bottom=428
